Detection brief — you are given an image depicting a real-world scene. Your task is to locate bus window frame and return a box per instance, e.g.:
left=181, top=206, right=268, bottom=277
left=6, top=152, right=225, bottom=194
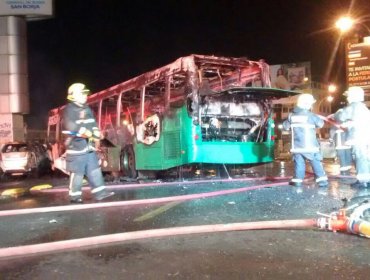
left=140, top=86, right=145, bottom=123
left=117, top=92, right=122, bottom=128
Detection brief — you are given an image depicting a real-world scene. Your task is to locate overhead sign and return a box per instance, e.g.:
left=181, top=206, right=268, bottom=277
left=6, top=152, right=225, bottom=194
left=346, top=39, right=370, bottom=90
left=0, top=0, right=53, bottom=17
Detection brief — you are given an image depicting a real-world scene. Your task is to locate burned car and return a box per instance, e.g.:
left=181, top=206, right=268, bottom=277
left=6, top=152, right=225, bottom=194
left=0, top=141, right=51, bottom=178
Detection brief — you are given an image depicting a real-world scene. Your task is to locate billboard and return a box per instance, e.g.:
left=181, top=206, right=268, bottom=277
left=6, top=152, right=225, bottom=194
left=270, top=62, right=311, bottom=93
left=0, top=0, right=53, bottom=17
left=346, top=39, right=370, bottom=91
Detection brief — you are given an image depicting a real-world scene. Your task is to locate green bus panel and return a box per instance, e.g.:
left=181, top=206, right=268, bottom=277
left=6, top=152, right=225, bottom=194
left=135, top=106, right=275, bottom=170
left=135, top=108, right=184, bottom=170
left=135, top=135, right=184, bottom=170
left=183, top=142, right=274, bottom=164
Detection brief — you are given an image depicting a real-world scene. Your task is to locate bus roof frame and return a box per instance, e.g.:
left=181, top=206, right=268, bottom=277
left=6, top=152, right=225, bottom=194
left=87, top=54, right=268, bottom=105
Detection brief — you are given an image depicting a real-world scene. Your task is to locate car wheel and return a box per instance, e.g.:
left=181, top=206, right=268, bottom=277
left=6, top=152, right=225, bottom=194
left=27, top=153, right=40, bottom=178
left=27, top=168, right=39, bottom=179
left=37, top=158, right=52, bottom=177
left=0, top=169, right=7, bottom=182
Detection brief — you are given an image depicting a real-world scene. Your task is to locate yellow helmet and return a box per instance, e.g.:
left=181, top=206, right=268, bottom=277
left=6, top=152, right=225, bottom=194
left=297, top=93, right=316, bottom=109
left=67, top=83, right=90, bottom=102
left=344, top=86, right=364, bottom=103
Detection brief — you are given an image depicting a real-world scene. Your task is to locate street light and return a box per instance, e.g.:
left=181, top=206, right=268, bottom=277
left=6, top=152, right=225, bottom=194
left=324, top=17, right=356, bottom=82
left=316, top=95, right=334, bottom=115
left=318, top=95, right=334, bottom=105
left=328, top=83, right=337, bottom=94
left=335, top=16, right=355, bottom=34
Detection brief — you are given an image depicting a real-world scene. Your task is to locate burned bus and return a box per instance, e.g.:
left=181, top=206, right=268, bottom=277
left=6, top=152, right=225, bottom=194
left=47, top=54, right=299, bottom=178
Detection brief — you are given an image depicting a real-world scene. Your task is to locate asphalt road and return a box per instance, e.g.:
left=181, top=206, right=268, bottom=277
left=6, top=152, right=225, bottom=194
left=0, top=161, right=370, bottom=279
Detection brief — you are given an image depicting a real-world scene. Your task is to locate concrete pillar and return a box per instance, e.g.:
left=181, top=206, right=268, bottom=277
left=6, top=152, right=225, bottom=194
left=0, top=16, right=28, bottom=143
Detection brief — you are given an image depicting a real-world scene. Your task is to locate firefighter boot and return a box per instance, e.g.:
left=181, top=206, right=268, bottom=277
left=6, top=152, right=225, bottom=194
left=95, top=189, right=115, bottom=201
left=70, top=196, right=83, bottom=204
left=289, top=181, right=302, bottom=187
left=317, top=180, right=329, bottom=188
left=350, top=181, right=368, bottom=188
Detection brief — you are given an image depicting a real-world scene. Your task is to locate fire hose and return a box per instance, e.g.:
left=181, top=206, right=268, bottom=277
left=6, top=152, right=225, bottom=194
left=317, top=114, right=344, bottom=129
left=0, top=200, right=369, bottom=259
left=317, top=199, right=370, bottom=238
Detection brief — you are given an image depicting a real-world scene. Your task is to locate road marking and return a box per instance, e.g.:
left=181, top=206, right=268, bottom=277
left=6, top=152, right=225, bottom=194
left=1, top=188, right=26, bottom=198
left=134, top=201, right=182, bottom=222
left=30, top=184, right=53, bottom=191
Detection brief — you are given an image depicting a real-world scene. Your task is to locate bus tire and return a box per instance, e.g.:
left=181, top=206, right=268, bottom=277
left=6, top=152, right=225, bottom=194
left=121, top=146, right=137, bottom=179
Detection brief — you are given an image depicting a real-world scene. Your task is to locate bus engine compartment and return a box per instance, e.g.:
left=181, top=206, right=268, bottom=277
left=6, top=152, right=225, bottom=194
left=199, top=94, right=269, bottom=142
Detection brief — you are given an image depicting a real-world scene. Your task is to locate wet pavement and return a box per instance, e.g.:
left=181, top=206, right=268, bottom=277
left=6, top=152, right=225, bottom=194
left=1, top=160, right=370, bottom=279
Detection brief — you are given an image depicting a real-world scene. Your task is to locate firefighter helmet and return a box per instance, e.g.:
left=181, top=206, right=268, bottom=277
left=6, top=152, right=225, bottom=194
left=67, top=83, right=90, bottom=102
left=297, top=93, right=316, bottom=109
left=344, top=86, right=364, bottom=103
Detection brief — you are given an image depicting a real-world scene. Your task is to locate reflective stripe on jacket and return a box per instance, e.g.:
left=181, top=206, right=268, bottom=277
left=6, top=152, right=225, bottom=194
left=283, top=107, right=324, bottom=153
left=334, top=128, right=351, bottom=150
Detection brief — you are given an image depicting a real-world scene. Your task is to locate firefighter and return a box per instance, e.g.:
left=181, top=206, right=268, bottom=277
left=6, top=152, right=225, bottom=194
left=283, top=93, right=328, bottom=187
left=334, top=86, right=370, bottom=188
left=63, top=83, right=114, bottom=203
left=329, top=109, right=352, bottom=176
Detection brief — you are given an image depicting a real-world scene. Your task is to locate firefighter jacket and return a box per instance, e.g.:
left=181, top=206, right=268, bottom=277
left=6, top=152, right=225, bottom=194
left=334, top=102, right=370, bottom=146
left=63, top=102, right=100, bottom=155
left=282, top=107, right=324, bottom=153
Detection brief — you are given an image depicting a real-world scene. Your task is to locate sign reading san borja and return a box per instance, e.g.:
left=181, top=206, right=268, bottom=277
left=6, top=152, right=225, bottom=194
left=0, top=0, right=52, bottom=16
left=346, top=40, right=370, bottom=88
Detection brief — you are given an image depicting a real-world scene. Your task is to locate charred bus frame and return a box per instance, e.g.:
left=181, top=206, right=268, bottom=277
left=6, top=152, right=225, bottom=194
left=47, top=54, right=298, bottom=178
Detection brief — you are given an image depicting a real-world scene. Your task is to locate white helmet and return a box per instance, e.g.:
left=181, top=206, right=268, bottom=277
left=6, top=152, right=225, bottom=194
left=297, top=93, right=316, bottom=109
left=344, top=86, right=364, bottom=103
left=67, top=83, right=90, bottom=103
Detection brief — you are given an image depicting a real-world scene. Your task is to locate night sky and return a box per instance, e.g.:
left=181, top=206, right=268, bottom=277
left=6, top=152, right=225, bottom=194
left=26, top=0, right=370, bottom=129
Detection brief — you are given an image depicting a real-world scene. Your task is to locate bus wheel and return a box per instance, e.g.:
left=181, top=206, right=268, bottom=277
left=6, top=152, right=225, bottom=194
left=121, top=146, right=137, bottom=179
